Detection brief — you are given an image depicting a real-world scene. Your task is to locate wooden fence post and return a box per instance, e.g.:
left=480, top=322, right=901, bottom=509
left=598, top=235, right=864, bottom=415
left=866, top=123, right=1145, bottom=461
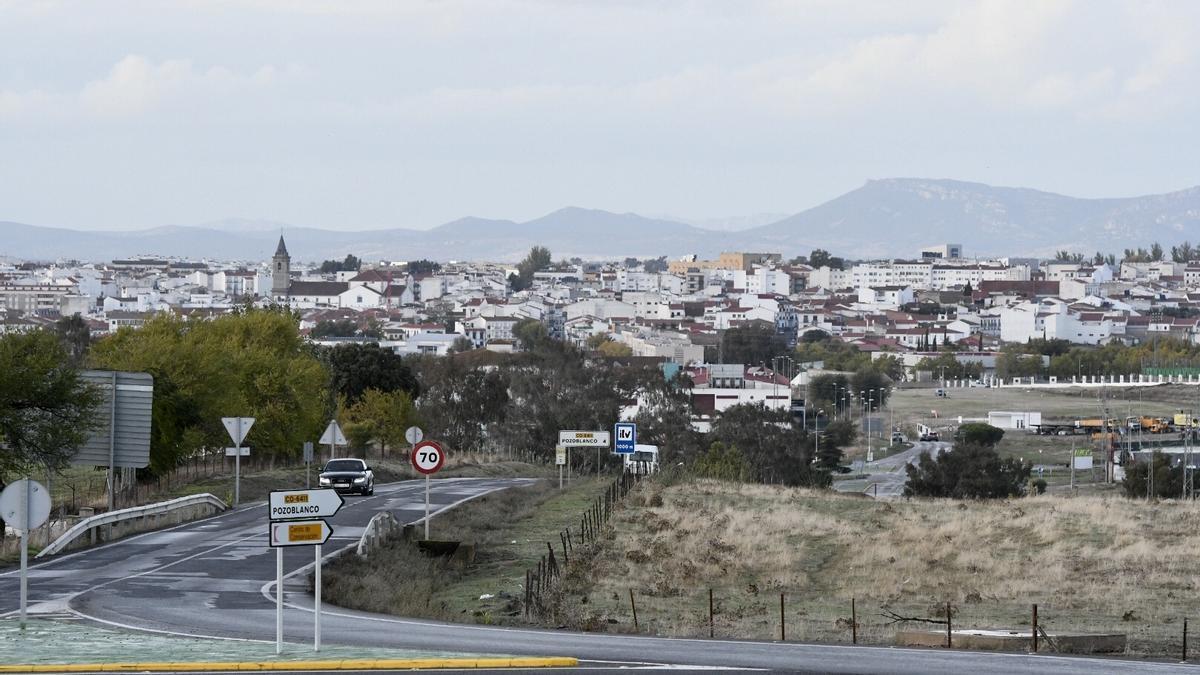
left=1032, top=604, right=1038, bottom=653
left=946, top=602, right=952, bottom=649
left=709, top=588, right=714, bottom=638
left=1184, top=617, right=1189, bottom=662
left=629, top=589, right=639, bottom=632
left=780, top=593, right=786, bottom=642
left=852, top=598, right=857, bottom=644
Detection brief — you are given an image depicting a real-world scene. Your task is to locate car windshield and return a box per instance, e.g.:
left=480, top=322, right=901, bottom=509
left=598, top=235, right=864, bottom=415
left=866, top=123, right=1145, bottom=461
left=631, top=451, right=657, bottom=462
left=324, top=460, right=364, bottom=472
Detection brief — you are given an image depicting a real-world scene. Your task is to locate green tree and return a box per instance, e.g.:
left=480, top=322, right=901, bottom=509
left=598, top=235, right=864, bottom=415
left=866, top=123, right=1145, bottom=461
left=848, top=368, right=892, bottom=409
left=1171, top=241, right=1197, bottom=264
left=89, top=309, right=327, bottom=473
left=692, top=442, right=751, bottom=481
left=995, top=346, right=1045, bottom=380
left=319, top=254, right=362, bottom=274
left=809, top=249, right=844, bottom=270
left=513, top=319, right=551, bottom=352
left=448, top=335, right=474, bottom=354
left=323, top=343, right=420, bottom=405
left=904, top=443, right=1031, bottom=499
left=799, top=329, right=829, bottom=343
left=407, top=259, right=442, bottom=275
left=510, top=245, right=552, bottom=291
left=1151, top=242, right=1164, bottom=261
left=597, top=341, right=633, bottom=358
left=1121, top=452, right=1183, bottom=499
left=54, top=313, right=92, bottom=365
left=310, top=319, right=359, bottom=339
left=344, top=388, right=416, bottom=458
left=719, top=322, right=789, bottom=365
left=0, top=331, right=101, bottom=480
left=710, top=403, right=826, bottom=486
left=413, top=355, right=509, bottom=453
left=954, top=422, right=1005, bottom=447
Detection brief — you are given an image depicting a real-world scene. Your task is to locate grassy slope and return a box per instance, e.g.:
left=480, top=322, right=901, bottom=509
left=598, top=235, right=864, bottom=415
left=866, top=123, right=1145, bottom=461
left=321, top=476, right=610, bottom=624
left=555, top=479, right=1199, bottom=656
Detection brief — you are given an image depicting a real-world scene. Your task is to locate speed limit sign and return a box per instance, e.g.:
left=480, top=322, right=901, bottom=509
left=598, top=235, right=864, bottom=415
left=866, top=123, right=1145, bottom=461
left=411, top=440, right=445, bottom=475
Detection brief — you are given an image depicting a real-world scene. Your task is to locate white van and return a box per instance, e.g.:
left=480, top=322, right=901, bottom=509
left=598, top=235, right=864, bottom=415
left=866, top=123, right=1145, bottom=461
left=623, top=444, right=659, bottom=475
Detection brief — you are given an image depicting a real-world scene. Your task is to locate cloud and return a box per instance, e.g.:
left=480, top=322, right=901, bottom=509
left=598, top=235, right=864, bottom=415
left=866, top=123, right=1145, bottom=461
left=78, top=55, right=281, bottom=117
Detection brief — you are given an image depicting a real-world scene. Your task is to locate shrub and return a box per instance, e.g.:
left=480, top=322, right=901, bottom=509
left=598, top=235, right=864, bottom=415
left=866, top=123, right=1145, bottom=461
left=954, top=423, right=1005, bottom=447
left=904, top=443, right=1031, bottom=499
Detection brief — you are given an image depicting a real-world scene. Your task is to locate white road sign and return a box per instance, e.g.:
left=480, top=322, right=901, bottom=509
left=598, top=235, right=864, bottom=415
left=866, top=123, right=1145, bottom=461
left=405, top=426, right=424, bottom=445
left=319, top=421, right=347, bottom=446
left=222, top=417, right=255, bottom=446
left=0, top=480, right=51, bottom=533
left=269, top=489, right=345, bottom=521
left=555, top=445, right=567, bottom=466
left=269, top=519, right=333, bottom=547
left=558, top=430, right=611, bottom=447
left=225, top=447, right=250, bottom=457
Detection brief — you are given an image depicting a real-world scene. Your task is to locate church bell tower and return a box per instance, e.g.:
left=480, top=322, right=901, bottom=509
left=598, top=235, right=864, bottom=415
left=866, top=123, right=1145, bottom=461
left=271, top=236, right=291, bottom=298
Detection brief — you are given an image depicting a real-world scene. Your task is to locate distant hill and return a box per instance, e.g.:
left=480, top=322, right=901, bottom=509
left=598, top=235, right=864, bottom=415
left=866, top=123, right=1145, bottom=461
left=3, top=179, right=1198, bottom=263
left=745, top=178, right=1200, bottom=258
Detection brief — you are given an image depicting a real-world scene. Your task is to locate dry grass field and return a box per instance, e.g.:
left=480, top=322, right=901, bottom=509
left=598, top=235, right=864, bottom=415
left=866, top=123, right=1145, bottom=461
left=553, top=479, right=1200, bottom=657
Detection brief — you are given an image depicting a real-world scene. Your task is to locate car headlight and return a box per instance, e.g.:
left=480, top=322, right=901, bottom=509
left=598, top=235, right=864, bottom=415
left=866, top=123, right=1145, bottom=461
left=353, top=476, right=367, bottom=484
left=319, top=477, right=331, bottom=485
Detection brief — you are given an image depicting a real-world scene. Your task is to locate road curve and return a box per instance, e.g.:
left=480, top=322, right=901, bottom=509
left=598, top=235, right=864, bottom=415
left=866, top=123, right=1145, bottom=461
left=1, top=475, right=1187, bottom=673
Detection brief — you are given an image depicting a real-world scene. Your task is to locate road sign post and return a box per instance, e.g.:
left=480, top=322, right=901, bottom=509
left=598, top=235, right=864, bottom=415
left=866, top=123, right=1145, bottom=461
left=267, top=489, right=342, bottom=654
left=0, top=479, right=50, bottom=630
left=614, top=423, right=636, bottom=454
left=303, top=441, right=314, bottom=489
left=320, top=420, right=347, bottom=462
left=555, top=445, right=567, bottom=489
left=222, top=417, right=254, bottom=507
left=558, top=431, right=611, bottom=478
left=411, top=440, right=445, bottom=539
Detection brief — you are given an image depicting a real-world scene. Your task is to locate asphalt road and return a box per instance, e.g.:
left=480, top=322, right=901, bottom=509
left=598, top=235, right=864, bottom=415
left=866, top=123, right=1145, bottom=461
left=1, top=475, right=1193, bottom=673
left=835, top=441, right=951, bottom=499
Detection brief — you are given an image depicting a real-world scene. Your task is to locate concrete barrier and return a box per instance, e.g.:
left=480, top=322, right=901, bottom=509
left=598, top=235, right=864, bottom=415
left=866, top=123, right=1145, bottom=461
left=896, top=628, right=1126, bottom=653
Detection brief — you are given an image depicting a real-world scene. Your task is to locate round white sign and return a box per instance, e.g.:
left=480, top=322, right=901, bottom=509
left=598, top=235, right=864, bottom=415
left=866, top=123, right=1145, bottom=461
left=405, top=426, right=424, bottom=445
left=0, top=479, right=52, bottom=532
left=411, top=440, right=445, bottom=475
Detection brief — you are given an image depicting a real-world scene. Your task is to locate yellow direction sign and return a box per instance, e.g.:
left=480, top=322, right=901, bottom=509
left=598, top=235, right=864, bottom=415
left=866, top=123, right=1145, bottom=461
left=269, top=519, right=332, bottom=547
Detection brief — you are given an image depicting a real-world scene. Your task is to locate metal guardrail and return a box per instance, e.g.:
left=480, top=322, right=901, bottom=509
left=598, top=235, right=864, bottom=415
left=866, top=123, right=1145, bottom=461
left=36, top=493, right=227, bottom=558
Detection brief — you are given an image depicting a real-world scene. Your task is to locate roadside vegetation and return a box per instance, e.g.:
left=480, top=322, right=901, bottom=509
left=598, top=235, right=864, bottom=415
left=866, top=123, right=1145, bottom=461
left=320, top=477, right=608, bottom=623
left=549, top=478, right=1200, bottom=657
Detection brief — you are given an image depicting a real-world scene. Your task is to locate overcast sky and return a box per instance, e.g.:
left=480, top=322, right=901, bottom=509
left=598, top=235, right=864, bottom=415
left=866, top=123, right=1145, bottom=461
left=2, top=0, right=1198, bottom=231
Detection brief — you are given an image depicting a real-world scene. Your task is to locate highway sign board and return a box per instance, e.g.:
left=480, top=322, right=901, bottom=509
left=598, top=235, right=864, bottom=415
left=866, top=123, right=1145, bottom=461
left=319, top=421, right=347, bottom=446
left=405, top=426, right=424, bottom=445
left=269, top=519, right=332, bottom=547
left=225, top=447, right=250, bottom=457
left=222, top=417, right=255, bottom=446
left=412, top=440, right=445, bottom=475
left=269, top=489, right=344, bottom=521
left=74, top=370, right=153, bottom=470
left=558, top=430, right=611, bottom=447
left=614, top=423, right=636, bottom=454
left=1073, top=448, right=1094, bottom=470
left=555, top=445, right=567, bottom=466
left=0, top=480, right=51, bottom=533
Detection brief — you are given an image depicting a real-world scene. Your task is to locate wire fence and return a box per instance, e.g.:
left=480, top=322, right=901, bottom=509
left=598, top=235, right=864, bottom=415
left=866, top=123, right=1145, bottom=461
left=523, top=471, right=643, bottom=617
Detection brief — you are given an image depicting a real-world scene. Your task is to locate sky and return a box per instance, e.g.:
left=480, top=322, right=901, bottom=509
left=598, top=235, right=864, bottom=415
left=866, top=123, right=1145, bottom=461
left=2, top=0, right=1199, bottom=231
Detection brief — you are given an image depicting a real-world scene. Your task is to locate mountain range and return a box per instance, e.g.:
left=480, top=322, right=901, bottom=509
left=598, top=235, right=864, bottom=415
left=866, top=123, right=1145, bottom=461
left=4, top=178, right=1199, bottom=263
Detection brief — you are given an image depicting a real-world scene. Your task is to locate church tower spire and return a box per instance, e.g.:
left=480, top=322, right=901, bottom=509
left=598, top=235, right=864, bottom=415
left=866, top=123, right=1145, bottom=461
left=271, top=235, right=291, bottom=298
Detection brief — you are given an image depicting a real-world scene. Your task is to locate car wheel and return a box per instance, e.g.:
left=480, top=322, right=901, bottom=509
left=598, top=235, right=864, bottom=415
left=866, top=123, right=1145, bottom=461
left=368, top=483, right=375, bottom=496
